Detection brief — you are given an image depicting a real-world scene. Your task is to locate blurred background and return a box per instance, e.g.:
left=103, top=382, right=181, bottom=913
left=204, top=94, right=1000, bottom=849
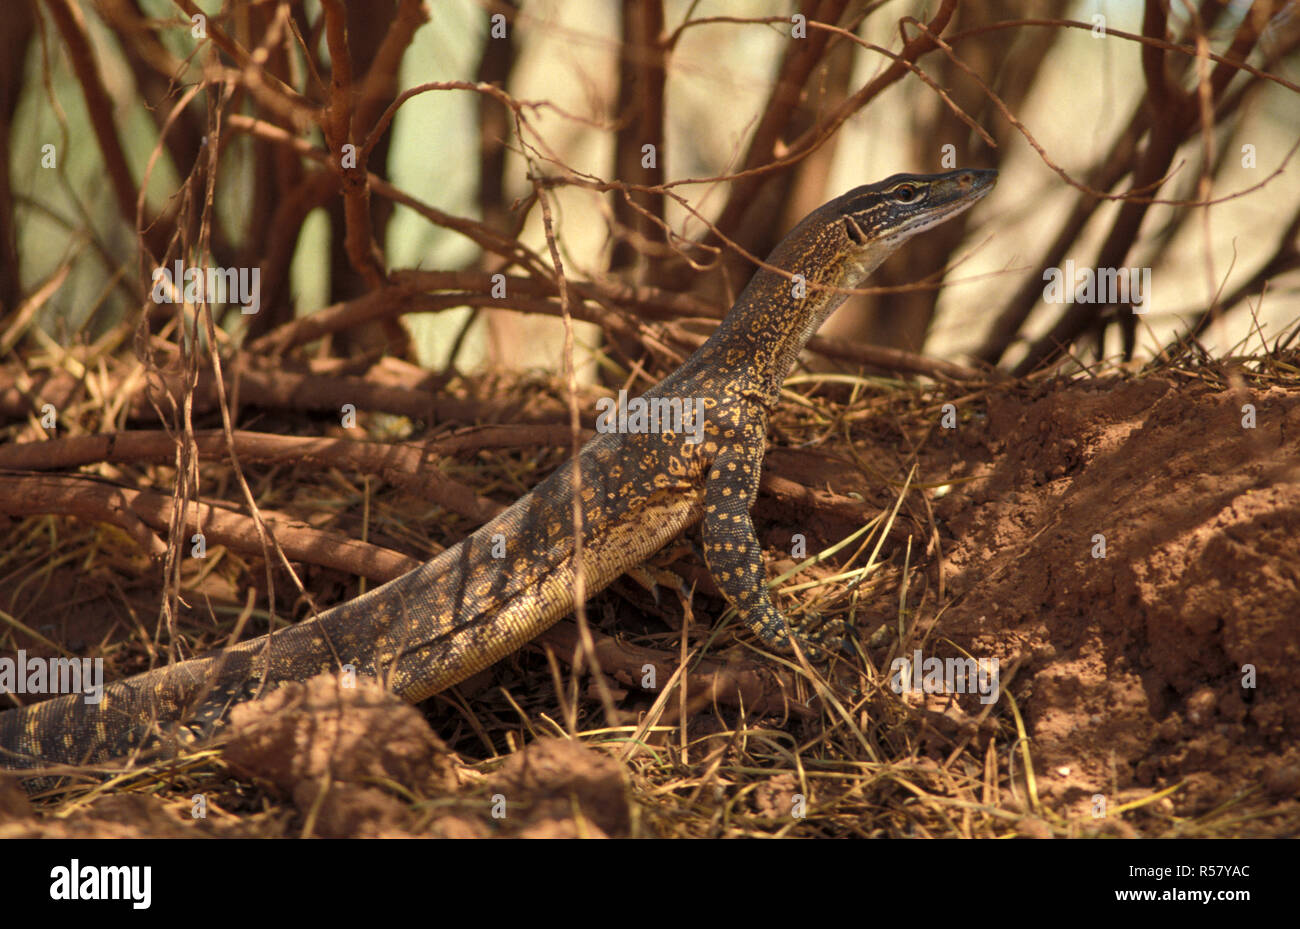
left=3, top=0, right=1298, bottom=389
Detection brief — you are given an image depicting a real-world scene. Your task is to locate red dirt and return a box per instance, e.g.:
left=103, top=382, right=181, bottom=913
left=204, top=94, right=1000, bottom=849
left=930, top=375, right=1300, bottom=825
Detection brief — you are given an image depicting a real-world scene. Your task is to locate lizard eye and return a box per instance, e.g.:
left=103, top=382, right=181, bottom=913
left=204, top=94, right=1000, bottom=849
left=892, top=184, right=922, bottom=204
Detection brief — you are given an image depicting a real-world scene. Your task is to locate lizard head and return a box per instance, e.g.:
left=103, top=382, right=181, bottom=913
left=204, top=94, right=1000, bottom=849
left=837, top=168, right=998, bottom=260
left=703, top=168, right=998, bottom=403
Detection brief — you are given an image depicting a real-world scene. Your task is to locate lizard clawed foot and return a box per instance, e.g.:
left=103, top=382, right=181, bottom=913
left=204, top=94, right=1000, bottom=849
left=750, top=610, right=854, bottom=663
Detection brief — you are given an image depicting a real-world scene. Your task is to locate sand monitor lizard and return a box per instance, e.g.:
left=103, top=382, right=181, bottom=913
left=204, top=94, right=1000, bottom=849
left=0, top=168, right=996, bottom=788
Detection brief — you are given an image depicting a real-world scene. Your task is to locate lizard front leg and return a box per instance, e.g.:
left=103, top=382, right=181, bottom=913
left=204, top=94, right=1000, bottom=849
left=700, top=438, right=794, bottom=649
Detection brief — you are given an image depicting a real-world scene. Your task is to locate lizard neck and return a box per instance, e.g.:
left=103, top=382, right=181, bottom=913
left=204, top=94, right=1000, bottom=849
left=669, top=209, right=896, bottom=408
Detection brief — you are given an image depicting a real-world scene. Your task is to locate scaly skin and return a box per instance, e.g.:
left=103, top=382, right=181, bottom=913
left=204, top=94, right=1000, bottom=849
left=0, top=169, right=995, bottom=790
